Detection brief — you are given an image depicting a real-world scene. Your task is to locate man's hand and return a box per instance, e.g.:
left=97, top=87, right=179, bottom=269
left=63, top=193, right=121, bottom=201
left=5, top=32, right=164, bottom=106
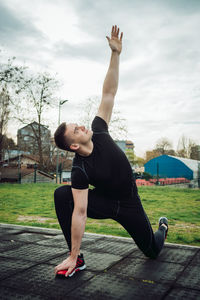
left=106, top=25, right=123, bottom=54
left=54, top=255, right=77, bottom=277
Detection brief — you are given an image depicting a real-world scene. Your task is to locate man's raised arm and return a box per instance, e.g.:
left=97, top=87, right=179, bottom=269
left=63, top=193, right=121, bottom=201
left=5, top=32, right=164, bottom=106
left=97, top=25, right=123, bottom=125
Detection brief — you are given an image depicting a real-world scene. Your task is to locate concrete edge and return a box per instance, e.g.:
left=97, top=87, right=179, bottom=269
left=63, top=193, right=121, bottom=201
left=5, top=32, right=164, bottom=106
left=1, top=223, right=200, bottom=249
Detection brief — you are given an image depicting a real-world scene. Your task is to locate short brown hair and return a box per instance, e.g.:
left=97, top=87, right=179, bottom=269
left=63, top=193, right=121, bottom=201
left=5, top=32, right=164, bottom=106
left=54, top=122, right=75, bottom=152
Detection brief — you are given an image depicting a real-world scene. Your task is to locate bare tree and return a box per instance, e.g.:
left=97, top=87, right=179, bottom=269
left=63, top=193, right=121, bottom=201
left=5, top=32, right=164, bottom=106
left=125, top=149, right=135, bottom=167
left=0, top=87, right=11, bottom=160
left=79, top=97, right=127, bottom=140
left=155, top=137, right=173, bottom=155
left=135, top=156, right=145, bottom=167
left=14, top=71, right=59, bottom=170
left=190, top=145, right=200, bottom=160
left=0, top=53, right=25, bottom=160
left=145, top=137, right=175, bottom=163
left=177, top=135, right=197, bottom=158
left=0, top=55, right=25, bottom=85
left=145, top=149, right=162, bottom=163
left=109, top=110, right=127, bottom=140
left=78, top=97, right=98, bottom=128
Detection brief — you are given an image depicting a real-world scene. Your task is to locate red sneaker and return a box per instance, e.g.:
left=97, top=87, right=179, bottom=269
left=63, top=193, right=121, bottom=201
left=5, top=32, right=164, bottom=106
left=56, top=253, right=86, bottom=278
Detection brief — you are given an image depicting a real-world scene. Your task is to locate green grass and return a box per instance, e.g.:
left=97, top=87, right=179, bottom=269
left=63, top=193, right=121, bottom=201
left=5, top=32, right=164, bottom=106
left=0, top=183, right=200, bottom=246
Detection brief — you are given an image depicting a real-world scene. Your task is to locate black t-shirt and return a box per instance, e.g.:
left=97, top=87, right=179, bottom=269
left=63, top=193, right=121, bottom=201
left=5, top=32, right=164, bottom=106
left=71, top=116, right=137, bottom=198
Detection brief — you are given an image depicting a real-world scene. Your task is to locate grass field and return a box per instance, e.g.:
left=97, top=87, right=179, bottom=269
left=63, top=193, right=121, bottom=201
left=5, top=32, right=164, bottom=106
left=0, top=183, right=200, bottom=246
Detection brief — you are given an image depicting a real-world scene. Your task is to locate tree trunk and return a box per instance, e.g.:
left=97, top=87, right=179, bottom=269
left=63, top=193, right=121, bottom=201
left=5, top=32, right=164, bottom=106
left=38, top=118, right=44, bottom=170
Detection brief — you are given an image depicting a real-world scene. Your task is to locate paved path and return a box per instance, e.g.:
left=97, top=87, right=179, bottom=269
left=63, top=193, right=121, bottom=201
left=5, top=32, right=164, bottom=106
left=0, top=223, right=200, bottom=299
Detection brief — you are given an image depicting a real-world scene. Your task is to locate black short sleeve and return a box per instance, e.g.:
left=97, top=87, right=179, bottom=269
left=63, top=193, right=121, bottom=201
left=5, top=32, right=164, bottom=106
left=71, top=167, right=89, bottom=189
left=92, top=116, right=108, bottom=133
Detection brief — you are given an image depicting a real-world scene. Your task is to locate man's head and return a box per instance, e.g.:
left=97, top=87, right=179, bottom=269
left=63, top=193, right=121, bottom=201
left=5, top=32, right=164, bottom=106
left=54, top=122, right=93, bottom=153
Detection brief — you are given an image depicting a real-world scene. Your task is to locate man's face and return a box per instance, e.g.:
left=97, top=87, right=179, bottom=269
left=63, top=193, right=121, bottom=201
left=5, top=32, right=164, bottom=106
left=64, top=123, right=93, bottom=150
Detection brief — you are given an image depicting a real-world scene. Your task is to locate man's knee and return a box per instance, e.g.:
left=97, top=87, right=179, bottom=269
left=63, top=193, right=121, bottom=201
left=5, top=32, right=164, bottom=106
left=143, top=248, right=159, bottom=259
left=54, top=185, right=72, bottom=206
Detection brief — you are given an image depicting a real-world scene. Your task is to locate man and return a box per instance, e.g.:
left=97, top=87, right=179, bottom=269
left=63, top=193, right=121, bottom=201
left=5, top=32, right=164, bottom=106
left=54, top=25, right=168, bottom=278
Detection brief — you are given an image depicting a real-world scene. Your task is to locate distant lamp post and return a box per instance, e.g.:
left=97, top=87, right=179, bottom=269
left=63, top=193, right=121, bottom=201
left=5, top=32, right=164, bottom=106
left=56, top=99, right=69, bottom=183
left=18, top=153, right=21, bottom=184
left=34, top=163, right=37, bottom=183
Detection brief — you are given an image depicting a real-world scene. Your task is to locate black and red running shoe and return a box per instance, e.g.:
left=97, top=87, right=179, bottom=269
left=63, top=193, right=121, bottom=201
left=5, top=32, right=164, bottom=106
left=159, top=217, right=168, bottom=239
left=56, top=253, right=86, bottom=278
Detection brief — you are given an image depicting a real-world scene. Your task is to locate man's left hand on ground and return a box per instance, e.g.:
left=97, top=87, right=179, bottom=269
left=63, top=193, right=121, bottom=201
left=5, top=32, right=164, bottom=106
left=54, top=255, right=77, bottom=277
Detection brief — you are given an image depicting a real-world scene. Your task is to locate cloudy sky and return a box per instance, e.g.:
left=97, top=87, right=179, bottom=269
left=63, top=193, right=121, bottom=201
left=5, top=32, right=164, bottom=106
left=1, top=0, right=200, bottom=156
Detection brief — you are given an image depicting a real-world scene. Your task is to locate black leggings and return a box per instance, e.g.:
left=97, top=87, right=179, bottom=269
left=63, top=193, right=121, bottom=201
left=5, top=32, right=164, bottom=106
left=54, top=185, right=166, bottom=259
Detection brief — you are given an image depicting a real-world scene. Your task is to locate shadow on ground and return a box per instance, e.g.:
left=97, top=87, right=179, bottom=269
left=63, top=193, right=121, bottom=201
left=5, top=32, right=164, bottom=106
left=0, top=223, right=200, bottom=299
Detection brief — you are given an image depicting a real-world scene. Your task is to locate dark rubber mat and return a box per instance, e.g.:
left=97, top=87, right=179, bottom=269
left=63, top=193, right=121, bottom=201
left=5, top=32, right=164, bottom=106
left=0, top=286, right=46, bottom=300
left=190, top=249, right=200, bottom=266
left=165, top=287, right=200, bottom=299
left=0, top=224, right=199, bottom=299
left=83, top=233, right=105, bottom=240
left=0, top=224, right=57, bottom=234
left=101, top=235, right=133, bottom=244
left=37, top=234, right=68, bottom=248
left=176, top=265, right=200, bottom=290
left=109, top=257, right=184, bottom=284
left=0, top=243, right=67, bottom=262
left=0, top=228, right=24, bottom=236
left=83, top=237, right=136, bottom=256
left=129, top=245, right=197, bottom=265
left=48, top=249, right=122, bottom=271
left=0, top=239, right=23, bottom=252
left=167, top=243, right=198, bottom=250
left=0, top=257, right=35, bottom=280
left=81, top=234, right=104, bottom=246
left=157, top=246, right=197, bottom=264
left=1, top=232, right=58, bottom=243
left=66, top=272, right=169, bottom=300
left=0, top=263, right=95, bottom=299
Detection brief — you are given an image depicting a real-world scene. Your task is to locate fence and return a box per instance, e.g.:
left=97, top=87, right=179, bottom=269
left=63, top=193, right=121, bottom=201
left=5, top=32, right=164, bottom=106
left=136, top=177, right=190, bottom=186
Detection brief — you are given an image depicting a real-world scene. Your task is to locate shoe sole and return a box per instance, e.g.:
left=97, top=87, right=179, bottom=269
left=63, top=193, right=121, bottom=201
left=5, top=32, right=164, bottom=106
left=68, top=264, right=86, bottom=277
left=159, top=217, right=168, bottom=239
left=56, top=264, right=86, bottom=278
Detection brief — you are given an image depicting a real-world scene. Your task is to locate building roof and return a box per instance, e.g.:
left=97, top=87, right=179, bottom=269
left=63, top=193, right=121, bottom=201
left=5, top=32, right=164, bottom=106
left=168, top=155, right=200, bottom=172
left=0, top=154, right=40, bottom=165
left=18, top=121, right=49, bottom=131
left=1, top=154, right=73, bottom=172
left=126, top=140, right=134, bottom=145
left=144, top=155, right=199, bottom=180
left=0, top=167, right=54, bottom=180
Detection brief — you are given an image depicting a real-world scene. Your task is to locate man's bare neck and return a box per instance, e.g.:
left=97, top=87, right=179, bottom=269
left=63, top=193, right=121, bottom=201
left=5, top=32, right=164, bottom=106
left=77, top=141, right=94, bottom=157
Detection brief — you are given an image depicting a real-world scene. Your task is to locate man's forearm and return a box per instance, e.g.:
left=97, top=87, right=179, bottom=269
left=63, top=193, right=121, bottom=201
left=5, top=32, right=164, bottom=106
left=102, top=51, right=120, bottom=96
left=70, top=211, right=87, bottom=259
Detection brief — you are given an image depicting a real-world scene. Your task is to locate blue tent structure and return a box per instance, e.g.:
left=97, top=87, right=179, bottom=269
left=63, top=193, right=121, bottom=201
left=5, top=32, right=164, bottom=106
left=144, top=155, right=200, bottom=180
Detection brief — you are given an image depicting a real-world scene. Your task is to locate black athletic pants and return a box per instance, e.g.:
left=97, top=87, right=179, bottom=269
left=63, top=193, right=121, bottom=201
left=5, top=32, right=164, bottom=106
left=54, top=185, right=166, bottom=259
